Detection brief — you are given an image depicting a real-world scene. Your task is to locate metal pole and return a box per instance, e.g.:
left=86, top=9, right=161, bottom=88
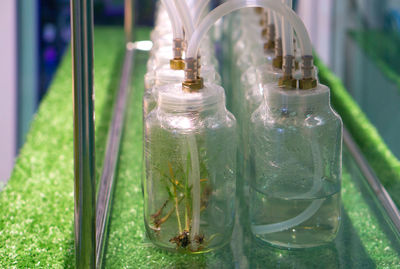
left=124, top=0, right=135, bottom=43
left=71, top=0, right=96, bottom=268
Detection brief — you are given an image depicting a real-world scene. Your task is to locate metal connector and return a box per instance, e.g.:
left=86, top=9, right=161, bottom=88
left=170, top=59, right=185, bottom=70
left=298, top=55, right=317, bottom=90
left=170, top=38, right=185, bottom=70
left=279, top=55, right=296, bottom=89
left=255, top=7, right=263, bottom=14
left=299, top=78, right=317, bottom=90
left=273, top=56, right=283, bottom=69
left=272, top=38, right=283, bottom=69
left=263, top=24, right=275, bottom=50
left=182, top=77, right=204, bottom=93
left=183, top=57, right=204, bottom=92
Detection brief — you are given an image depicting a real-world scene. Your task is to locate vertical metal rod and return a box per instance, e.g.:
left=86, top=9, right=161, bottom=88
left=124, top=0, right=135, bottom=43
left=71, top=0, right=96, bottom=268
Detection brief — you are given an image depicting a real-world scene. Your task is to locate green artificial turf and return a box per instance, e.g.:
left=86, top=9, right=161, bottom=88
left=0, top=27, right=126, bottom=268
left=315, top=57, right=400, bottom=207
left=349, top=30, right=400, bottom=93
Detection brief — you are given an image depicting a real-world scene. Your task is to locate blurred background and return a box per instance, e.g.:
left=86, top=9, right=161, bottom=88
left=1, top=0, right=400, bottom=184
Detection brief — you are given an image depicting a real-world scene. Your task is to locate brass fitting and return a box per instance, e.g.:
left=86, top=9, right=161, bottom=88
left=279, top=55, right=296, bottom=89
left=170, top=59, right=185, bottom=70
left=263, top=24, right=276, bottom=50
left=182, top=77, right=204, bottom=93
left=298, top=55, right=317, bottom=90
left=255, top=7, right=263, bottom=14
left=170, top=38, right=185, bottom=70
left=299, top=78, right=317, bottom=90
left=273, top=56, right=283, bottom=69
left=279, top=76, right=297, bottom=89
left=261, top=28, right=268, bottom=38
left=264, top=40, right=275, bottom=51
left=272, top=37, right=283, bottom=69
left=183, top=57, right=204, bottom=92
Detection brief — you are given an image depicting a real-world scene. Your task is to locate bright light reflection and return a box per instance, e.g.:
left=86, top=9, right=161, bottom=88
left=128, top=40, right=153, bottom=51
left=171, top=117, right=194, bottom=130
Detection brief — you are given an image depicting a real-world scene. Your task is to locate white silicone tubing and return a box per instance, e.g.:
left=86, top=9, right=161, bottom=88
left=173, top=0, right=195, bottom=40
left=272, top=10, right=282, bottom=40
left=282, top=0, right=294, bottom=56
left=194, top=0, right=211, bottom=26
left=267, top=9, right=273, bottom=24
left=161, top=0, right=184, bottom=40
left=186, top=0, right=313, bottom=59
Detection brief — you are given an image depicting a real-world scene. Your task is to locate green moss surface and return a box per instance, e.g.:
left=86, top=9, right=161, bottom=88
left=315, top=57, right=400, bottom=207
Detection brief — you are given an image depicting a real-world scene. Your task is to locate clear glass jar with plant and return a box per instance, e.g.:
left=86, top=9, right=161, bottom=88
left=144, top=83, right=237, bottom=253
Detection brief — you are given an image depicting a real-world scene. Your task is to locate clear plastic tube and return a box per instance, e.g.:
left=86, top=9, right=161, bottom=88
left=272, top=11, right=281, bottom=40
left=172, top=0, right=195, bottom=40
left=187, top=136, right=201, bottom=248
left=186, top=0, right=313, bottom=59
left=161, top=0, right=184, bottom=40
left=281, top=0, right=294, bottom=56
left=194, top=0, right=211, bottom=26
left=267, top=9, right=273, bottom=24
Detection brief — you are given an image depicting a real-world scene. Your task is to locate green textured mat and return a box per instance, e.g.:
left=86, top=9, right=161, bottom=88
left=315, top=57, right=400, bottom=207
left=0, top=27, right=126, bottom=268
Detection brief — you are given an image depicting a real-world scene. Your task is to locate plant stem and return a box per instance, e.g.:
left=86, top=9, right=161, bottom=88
left=168, top=162, right=183, bottom=234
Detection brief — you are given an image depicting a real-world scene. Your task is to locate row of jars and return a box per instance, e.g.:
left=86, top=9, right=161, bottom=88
left=143, top=4, right=343, bottom=253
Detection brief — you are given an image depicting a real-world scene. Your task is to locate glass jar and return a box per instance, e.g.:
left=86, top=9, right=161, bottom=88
left=249, top=84, right=342, bottom=249
left=144, top=83, right=237, bottom=253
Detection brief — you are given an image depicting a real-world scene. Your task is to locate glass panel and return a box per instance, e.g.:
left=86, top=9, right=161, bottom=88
left=103, top=48, right=400, bottom=268
left=310, top=0, right=400, bottom=159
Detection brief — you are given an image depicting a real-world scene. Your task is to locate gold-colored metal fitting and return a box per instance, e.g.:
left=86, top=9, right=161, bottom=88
left=170, top=58, right=185, bottom=70
left=299, top=78, right=318, bottom=90
left=273, top=56, right=283, bottom=69
left=279, top=76, right=297, bottom=89
left=261, top=28, right=268, bottom=38
left=264, top=40, right=275, bottom=51
left=182, top=77, right=204, bottom=93
left=295, top=61, right=299, bottom=70
left=255, top=7, right=263, bottom=14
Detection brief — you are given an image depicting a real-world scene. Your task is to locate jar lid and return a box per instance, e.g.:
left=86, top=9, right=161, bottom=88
left=158, top=83, right=225, bottom=112
left=264, top=83, right=330, bottom=106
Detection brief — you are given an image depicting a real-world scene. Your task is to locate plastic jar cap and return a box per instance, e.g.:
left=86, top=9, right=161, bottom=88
left=264, top=83, right=330, bottom=106
left=158, top=83, right=225, bottom=112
